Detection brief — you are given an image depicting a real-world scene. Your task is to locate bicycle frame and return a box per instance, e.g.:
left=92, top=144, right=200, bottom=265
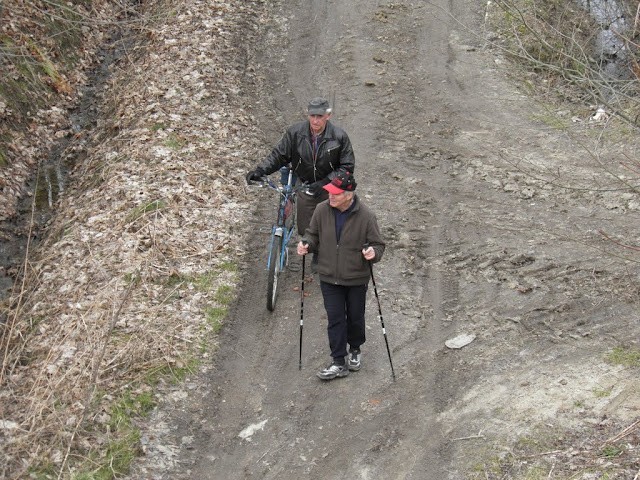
left=267, top=173, right=296, bottom=272
left=264, top=168, right=299, bottom=311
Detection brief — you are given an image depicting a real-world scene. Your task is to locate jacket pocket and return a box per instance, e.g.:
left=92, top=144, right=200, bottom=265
left=339, top=246, right=367, bottom=280
left=325, top=141, right=340, bottom=156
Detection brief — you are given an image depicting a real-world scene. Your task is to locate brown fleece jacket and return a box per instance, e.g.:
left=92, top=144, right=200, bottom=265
left=302, top=195, right=385, bottom=286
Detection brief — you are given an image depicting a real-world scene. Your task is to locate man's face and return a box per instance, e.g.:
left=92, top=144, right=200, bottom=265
left=308, top=113, right=331, bottom=135
left=328, top=191, right=354, bottom=211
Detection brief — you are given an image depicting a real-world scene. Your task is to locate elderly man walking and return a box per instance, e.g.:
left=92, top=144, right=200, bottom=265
left=297, top=171, right=385, bottom=380
left=246, top=97, right=356, bottom=252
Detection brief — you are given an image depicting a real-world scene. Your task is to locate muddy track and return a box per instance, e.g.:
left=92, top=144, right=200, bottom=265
left=128, top=0, right=639, bottom=479
left=128, top=1, right=477, bottom=478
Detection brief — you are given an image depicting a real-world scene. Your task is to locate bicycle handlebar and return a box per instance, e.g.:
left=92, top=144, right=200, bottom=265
left=247, top=176, right=312, bottom=195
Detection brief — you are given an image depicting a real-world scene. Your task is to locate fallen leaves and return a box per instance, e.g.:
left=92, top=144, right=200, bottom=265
left=0, top=0, right=273, bottom=475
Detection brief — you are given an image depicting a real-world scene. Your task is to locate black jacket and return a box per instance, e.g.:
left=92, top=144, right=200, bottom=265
left=258, top=120, right=355, bottom=184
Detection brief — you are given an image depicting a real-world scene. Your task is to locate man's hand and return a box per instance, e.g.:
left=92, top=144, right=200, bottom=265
left=305, top=180, right=325, bottom=197
left=245, top=167, right=265, bottom=183
left=362, top=246, right=375, bottom=261
left=297, top=241, right=309, bottom=256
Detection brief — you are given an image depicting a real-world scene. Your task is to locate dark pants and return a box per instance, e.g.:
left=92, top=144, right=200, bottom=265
left=296, top=189, right=328, bottom=235
left=320, top=281, right=368, bottom=360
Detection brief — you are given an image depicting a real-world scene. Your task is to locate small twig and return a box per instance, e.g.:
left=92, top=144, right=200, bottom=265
left=230, top=347, right=246, bottom=359
left=602, top=419, right=640, bottom=446
left=598, top=230, right=640, bottom=252
left=452, top=434, right=486, bottom=441
left=523, top=449, right=567, bottom=458
left=256, top=443, right=286, bottom=463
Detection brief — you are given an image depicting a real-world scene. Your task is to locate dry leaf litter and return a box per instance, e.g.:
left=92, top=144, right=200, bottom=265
left=1, top=0, right=274, bottom=476
left=0, top=0, right=113, bottom=222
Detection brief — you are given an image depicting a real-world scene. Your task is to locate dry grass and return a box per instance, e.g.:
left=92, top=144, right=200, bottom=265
left=469, top=419, right=640, bottom=479
left=0, top=0, right=272, bottom=477
left=488, top=0, right=640, bottom=128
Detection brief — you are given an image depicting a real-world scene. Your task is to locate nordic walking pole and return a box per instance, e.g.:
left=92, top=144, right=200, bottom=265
left=364, top=243, right=396, bottom=381
left=299, top=242, right=308, bottom=370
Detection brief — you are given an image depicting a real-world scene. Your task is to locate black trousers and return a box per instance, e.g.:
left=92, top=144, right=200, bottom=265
left=319, top=281, right=368, bottom=360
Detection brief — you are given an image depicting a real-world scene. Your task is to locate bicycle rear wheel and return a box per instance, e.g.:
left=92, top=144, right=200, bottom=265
left=266, top=234, right=282, bottom=311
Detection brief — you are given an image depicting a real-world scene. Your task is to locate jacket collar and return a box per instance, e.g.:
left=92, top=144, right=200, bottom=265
left=305, top=120, right=335, bottom=140
left=331, top=194, right=360, bottom=214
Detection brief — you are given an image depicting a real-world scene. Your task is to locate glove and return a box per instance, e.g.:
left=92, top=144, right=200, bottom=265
left=305, top=180, right=325, bottom=197
left=245, top=167, right=265, bottom=183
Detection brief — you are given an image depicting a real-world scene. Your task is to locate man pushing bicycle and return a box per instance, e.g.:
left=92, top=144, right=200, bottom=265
left=246, top=97, right=356, bottom=270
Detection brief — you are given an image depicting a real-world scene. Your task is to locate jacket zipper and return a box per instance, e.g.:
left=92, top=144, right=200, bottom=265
left=306, top=136, right=326, bottom=182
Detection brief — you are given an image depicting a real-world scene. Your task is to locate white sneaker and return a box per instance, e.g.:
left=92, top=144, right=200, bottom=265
left=348, top=349, right=361, bottom=372
left=316, top=361, right=349, bottom=380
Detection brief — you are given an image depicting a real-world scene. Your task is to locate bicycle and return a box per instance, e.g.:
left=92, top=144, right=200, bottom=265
left=249, top=167, right=308, bottom=311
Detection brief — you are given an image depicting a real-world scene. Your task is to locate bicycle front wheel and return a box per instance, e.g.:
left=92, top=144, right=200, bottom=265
left=267, top=234, right=283, bottom=311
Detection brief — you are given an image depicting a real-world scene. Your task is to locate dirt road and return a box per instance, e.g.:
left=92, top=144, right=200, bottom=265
left=128, top=0, right=639, bottom=478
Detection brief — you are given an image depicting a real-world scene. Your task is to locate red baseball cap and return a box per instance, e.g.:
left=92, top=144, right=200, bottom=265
left=323, top=171, right=357, bottom=194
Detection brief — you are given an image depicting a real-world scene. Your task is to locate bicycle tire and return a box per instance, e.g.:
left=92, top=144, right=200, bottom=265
left=266, top=234, right=282, bottom=311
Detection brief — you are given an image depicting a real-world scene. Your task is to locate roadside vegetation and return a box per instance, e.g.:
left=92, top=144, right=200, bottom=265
left=0, top=3, right=162, bottom=477
left=487, top=0, right=640, bottom=219
left=1, top=0, right=637, bottom=479
left=0, top=0, right=264, bottom=478
left=1, top=0, right=111, bottom=220
left=476, top=1, right=640, bottom=478
left=488, top=0, right=640, bottom=125
left=470, top=415, right=639, bottom=479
